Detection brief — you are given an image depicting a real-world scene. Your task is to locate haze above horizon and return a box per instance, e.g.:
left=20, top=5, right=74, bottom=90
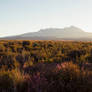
left=0, top=0, right=92, bottom=37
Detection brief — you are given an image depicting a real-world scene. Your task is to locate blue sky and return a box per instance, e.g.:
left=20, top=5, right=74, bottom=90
left=0, top=0, right=92, bottom=37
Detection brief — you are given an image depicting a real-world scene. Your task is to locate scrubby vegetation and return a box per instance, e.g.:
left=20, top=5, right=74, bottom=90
left=0, top=40, right=92, bottom=92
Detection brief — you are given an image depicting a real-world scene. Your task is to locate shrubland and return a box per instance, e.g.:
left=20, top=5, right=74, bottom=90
left=0, top=40, right=92, bottom=92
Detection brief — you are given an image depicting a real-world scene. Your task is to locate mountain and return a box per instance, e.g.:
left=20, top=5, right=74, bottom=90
left=1, top=26, right=92, bottom=41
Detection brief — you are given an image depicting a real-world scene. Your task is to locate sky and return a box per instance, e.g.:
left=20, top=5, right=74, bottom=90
left=0, top=0, right=92, bottom=37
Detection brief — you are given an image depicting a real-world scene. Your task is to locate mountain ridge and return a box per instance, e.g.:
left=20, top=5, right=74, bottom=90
left=1, top=26, right=92, bottom=41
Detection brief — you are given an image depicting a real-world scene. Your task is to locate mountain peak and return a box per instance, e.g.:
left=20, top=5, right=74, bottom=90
left=63, top=26, right=84, bottom=33
left=70, top=26, right=78, bottom=28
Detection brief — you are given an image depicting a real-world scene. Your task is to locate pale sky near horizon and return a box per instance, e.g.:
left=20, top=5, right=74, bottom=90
left=0, top=0, right=92, bottom=37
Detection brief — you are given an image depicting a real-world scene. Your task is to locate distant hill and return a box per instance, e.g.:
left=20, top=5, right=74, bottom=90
left=1, top=26, right=92, bottom=41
